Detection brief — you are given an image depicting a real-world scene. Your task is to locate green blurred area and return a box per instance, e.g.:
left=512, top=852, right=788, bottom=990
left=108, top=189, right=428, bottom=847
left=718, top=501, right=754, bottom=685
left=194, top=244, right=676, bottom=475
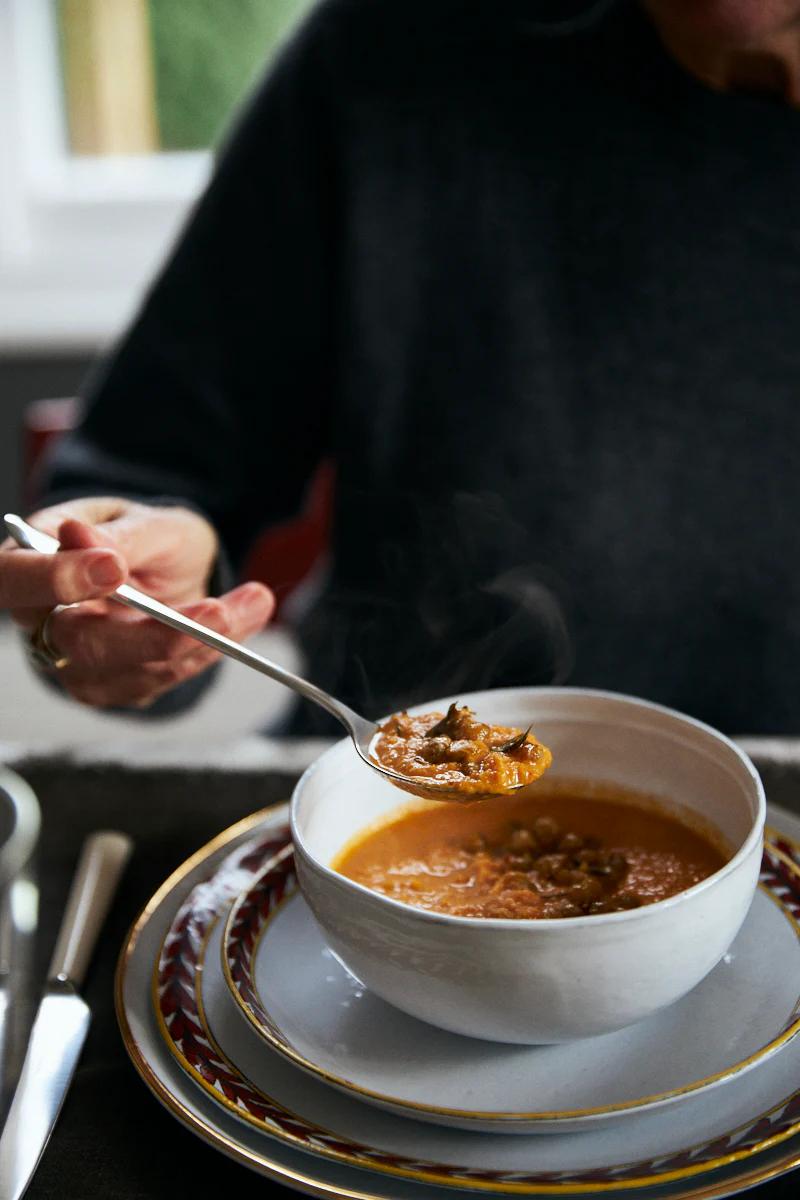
left=149, top=0, right=317, bottom=150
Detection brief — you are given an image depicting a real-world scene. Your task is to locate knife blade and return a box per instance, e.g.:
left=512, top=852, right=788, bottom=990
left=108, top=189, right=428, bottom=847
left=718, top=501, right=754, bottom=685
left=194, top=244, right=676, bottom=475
left=0, top=831, right=132, bottom=1200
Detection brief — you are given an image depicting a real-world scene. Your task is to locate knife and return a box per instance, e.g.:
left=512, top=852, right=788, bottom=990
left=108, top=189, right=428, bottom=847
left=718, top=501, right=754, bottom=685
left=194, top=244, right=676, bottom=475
left=0, top=831, right=132, bottom=1200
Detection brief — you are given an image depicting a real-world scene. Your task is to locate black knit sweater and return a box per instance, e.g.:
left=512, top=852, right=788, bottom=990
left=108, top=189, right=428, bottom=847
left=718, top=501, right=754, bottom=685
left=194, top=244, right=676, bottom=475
left=48, top=0, right=800, bottom=734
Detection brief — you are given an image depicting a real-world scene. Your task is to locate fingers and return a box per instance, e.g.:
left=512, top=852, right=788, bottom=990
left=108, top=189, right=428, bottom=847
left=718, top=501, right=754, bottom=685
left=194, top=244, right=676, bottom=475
left=0, top=546, right=126, bottom=609
left=49, top=583, right=273, bottom=671
left=0, top=498, right=129, bottom=551
left=51, top=580, right=275, bottom=710
left=58, top=506, right=217, bottom=583
left=49, top=598, right=232, bottom=671
left=0, top=502, right=128, bottom=611
left=57, top=512, right=171, bottom=561
left=56, top=519, right=106, bottom=551
left=222, top=581, right=275, bottom=642
left=2, top=500, right=273, bottom=714
left=2, top=500, right=220, bottom=637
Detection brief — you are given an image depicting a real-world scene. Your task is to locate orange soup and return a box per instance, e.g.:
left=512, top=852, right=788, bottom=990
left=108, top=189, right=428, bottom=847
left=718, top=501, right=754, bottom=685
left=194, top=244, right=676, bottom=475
left=374, top=704, right=552, bottom=796
left=334, top=787, right=728, bottom=919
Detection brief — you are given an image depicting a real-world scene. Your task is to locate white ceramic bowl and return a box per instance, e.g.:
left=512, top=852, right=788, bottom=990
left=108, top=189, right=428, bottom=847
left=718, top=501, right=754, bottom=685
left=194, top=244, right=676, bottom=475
left=291, top=688, right=765, bottom=1043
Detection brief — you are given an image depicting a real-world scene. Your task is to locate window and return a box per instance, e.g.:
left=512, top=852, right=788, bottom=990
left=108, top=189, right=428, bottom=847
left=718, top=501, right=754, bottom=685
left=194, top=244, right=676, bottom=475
left=57, top=0, right=315, bottom=155
left=0, top=0, right=315, bottom=351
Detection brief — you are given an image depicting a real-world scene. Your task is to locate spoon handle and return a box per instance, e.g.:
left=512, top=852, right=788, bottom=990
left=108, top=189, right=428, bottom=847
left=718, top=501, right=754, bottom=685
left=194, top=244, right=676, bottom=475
left=3, top=513, right=363, bottom=735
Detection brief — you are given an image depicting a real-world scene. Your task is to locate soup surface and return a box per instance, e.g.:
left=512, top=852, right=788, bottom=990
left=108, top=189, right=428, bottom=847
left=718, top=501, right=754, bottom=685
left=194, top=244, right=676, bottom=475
left=334, top=787, right=728, bottom=919
left=373, top=704, right=552, bottom=797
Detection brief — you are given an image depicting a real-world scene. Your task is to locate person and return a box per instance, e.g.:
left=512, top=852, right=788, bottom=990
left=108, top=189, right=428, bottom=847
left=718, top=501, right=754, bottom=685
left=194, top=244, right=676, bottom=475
left=2, top=0, right=800, bottom=734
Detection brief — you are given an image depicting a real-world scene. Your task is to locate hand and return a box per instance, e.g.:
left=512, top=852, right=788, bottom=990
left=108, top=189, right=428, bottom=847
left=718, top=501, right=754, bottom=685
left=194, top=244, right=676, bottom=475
left=0, top=497, right=274, bottom=709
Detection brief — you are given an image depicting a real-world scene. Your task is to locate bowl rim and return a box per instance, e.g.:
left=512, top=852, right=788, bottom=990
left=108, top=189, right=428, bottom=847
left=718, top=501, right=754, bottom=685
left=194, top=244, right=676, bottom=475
left=290, top=686, right=767, bottom=930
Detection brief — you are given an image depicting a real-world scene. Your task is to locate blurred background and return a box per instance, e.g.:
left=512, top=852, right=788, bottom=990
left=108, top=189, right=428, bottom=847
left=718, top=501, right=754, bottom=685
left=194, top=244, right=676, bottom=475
left=0, top=0, right=320, bottom=753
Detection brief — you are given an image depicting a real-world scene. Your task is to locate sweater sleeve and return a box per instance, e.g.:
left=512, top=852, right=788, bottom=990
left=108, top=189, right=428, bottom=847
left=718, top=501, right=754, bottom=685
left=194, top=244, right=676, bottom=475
left=43, top=9, right=338, bottom=574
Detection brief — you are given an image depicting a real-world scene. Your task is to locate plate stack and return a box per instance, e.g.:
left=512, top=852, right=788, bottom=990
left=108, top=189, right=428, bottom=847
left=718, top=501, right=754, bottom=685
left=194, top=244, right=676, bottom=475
left=117, top=800, right=800, bottom=1200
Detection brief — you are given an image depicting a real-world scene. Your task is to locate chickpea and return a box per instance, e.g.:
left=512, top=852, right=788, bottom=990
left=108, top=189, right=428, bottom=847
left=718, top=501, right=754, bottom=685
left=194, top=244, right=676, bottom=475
left=533, top=816, right=560, bottom=848
left=534, top=853, right=567, bottom=878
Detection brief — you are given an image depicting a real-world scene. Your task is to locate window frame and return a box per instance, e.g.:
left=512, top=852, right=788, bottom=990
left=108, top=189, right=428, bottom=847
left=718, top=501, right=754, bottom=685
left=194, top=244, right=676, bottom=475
left=0, top=0, right=211, bottom=352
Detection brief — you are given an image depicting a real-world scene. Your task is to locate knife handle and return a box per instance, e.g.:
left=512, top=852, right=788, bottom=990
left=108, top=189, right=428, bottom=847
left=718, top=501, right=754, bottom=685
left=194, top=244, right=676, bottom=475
left=48, top=832, right=133, bottom=987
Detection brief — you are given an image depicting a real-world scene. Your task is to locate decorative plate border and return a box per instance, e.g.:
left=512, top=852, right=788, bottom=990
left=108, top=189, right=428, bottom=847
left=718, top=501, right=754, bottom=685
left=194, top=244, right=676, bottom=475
left=115, top=805, right=800, bottom=1199
left=222, top=844, right=800, bottom=1126
left=153, top=830, right=800, bottom=1195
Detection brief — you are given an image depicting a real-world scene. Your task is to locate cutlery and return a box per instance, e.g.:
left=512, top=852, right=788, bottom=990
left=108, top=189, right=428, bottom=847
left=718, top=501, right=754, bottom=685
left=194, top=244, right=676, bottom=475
left=4, top=513, right=524, bottom=803
left=0, top=831, right=132, bottom=1200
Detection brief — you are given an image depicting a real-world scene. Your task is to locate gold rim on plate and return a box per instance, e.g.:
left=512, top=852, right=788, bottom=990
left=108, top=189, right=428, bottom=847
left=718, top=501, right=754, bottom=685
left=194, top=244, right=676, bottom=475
left=116, top=813, right=390, bottom=1200
left=116, top=805, right=800, bottom=1198
left=155, top=823, right=800, bottom=1192
left=221, top=851, right=800, bottom=1125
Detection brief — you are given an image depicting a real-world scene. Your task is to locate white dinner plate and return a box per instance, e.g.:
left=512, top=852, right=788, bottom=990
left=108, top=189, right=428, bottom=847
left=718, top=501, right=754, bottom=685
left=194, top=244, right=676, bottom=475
left=120, top=802, right=800, bottom=1197
left=220, top=832, right=800, bottom=1133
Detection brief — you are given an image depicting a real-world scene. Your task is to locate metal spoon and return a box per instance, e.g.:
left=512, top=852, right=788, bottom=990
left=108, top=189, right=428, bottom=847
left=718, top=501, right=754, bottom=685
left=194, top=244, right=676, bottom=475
left=4, top=514, right=524, bottom=803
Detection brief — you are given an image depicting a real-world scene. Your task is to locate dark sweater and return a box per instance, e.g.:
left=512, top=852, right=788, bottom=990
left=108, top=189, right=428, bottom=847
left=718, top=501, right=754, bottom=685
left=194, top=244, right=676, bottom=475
left=48, top=0, right=800, bottom=734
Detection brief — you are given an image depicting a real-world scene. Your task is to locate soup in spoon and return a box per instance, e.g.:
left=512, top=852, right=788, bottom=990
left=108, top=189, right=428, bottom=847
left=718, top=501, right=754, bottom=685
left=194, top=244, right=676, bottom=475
left=373, top=703, right=552, bottom=797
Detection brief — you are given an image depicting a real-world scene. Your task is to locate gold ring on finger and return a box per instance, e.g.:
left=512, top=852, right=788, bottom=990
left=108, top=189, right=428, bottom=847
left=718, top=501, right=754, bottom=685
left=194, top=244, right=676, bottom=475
left=29, top=605, right=72, bottom=671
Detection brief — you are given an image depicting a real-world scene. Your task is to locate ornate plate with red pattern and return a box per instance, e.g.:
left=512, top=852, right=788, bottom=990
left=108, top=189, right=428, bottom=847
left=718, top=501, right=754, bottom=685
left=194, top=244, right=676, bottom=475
left=115, top=801, right=800, bottom=1195
left=219, top=835, right=800, bottom=1133
left=117, top=801, right=800, bottom=1199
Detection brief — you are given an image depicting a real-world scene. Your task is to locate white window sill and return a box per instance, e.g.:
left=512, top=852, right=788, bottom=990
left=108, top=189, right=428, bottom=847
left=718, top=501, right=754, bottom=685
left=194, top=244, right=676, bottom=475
left=0, top=152, right=212, bottom=354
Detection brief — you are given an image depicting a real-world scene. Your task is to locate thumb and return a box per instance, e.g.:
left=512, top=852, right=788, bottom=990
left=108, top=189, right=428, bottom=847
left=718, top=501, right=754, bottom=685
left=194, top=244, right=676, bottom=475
left=58, top=518, right=107, bottom=551
left=56, top=518, right=128, bottom=584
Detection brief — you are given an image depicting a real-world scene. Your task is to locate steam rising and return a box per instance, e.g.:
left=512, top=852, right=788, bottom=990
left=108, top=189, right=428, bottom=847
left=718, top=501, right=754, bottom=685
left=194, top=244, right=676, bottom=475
left=293, top=491, right=574, bottom=733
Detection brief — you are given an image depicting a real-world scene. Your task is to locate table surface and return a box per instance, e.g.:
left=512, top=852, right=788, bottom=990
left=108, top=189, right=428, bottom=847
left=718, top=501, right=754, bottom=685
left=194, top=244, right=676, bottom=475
left=7, top=749, right=800, bottom=1200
